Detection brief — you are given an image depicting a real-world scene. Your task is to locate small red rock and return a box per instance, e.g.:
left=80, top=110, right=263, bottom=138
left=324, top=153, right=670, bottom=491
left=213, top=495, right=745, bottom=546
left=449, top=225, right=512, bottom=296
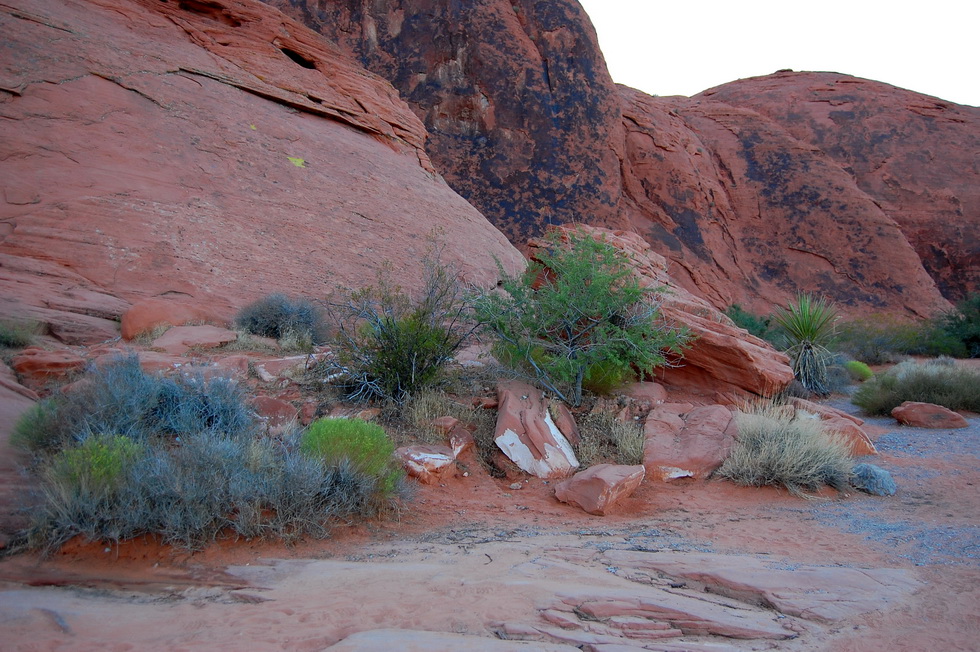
left=395, top=445, right=457, bottom=485
left=891, top=402, right=968, bottom=429
left=554, top=464, right=645, bottom=516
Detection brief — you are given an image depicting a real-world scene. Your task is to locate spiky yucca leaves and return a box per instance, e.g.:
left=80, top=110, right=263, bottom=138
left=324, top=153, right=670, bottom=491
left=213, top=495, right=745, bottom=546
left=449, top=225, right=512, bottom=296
left=773, top=294, right=838, bottom=395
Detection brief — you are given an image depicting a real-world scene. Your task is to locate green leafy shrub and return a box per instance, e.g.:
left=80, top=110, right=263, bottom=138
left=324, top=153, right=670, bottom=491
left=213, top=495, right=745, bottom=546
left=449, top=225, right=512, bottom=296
left=716, top=402, right=853, bottom=496
left=851, top=360, right=980, bottom=415
left=724, top=304, right=778, bottom=344
left=575, top=410, right=645, bottom=467
left=235, top=293, right=326, bottom=344
left=0, top=319, right=40, bottom=348
left=300, top=418, right=402, bottom=499
left=772, top=294, right=838, bottom=396
left=327, top=250, right=472, bottom=403
left=12, top=354, right=257, bottom=454
left=844, top=360, right=874, bottom=382
left=937, top=293, right=980, bottom=358
left=475, top=229, right=689, bottom=407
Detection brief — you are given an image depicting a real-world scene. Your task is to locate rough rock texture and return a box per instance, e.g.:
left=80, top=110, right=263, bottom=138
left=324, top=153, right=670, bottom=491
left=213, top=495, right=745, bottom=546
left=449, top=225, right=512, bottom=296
left=11, top=347, right=87, bottom=387
left=529, top=226, right=795, bottom=397
left=553, top=464, right=645, bottom=516
left=150, top=325, right=238, bottom=355
left=0, top=0, right=523, bottom=344
left=791, top=398, right=877, bottom=456
left=494, top=381, right=579, bottom=479
left=644, top=404, right=736, bottom=482
left=701, top=71, right=980, bottom=301
left=851, top=463, right=898, bottom=496
left=891, top=401, right=969, bottom=429
left=264, top=0, right=626, bottom=244
left=270, top=0, right=965, bottom=314
left=603, top=550, right=921, bottom=624
left=395, top=445, right=457, bottom=485
left=121, top=299, right=225, bottom=340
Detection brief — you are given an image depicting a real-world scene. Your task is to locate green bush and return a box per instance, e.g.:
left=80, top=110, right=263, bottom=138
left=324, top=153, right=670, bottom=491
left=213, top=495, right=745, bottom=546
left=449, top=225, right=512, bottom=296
left=300, top=418, right=402, bottom=498
left=475, top=229, right=689, bottom=407
left=12, top=354, right=257, bottom=454
left=235, top=293, right=326, bottom=344
left=844, top=360, right=874, bottom=382
left=0, top=319, right=40, bottom=348
left=724, top=304, right=778, bottom=344
left=836, top=314, right=965, bottom=363
left=937, top=293, right=980, bottom=358
left=716, top=403, right=853, bottom=496
left=327, top=250, right=472, bottom=403
left=772, top=294, right=837, bottom=396
left=851, top=360, right=980, bottom=415
left=575, top=410, right=645, bottom=467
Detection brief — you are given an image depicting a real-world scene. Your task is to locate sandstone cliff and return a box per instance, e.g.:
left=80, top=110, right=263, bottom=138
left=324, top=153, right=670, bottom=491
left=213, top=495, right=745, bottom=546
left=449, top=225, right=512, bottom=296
left=0, top=0, right=524, bottom=343
left=269, top=0, right=972, bottom=316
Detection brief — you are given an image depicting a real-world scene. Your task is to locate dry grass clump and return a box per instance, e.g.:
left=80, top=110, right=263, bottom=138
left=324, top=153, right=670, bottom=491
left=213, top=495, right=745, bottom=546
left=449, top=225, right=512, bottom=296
left=717, top=402, right=853, bottom=497
left=852, top=359, right=980, bottom=415
left=575, top=410, right=645, bottom=467
left=400, top=389, right=498, bottom=472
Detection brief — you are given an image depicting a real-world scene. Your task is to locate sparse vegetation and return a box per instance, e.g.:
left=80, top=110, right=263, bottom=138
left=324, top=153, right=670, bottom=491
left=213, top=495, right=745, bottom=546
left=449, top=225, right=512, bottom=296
left=724, top=304, right=778, bottom=344
left=717, top=402, right=854, bottom=497
left=575, top=410, right=645, bottom=467
left=937, top=293, right=980, bottom=358
left=235, top=293, right=326, bottom=346
left=300, top=418, right=402, bottom=501
left=835, top=314, right=962, bottom=363
left=325, top=248, right=473, bottom=404
left=475, top=229, right=688, bottom=407
left=772, top=294, right=838, bottom=396
left=0, top=318, right=40, bottom=348
left=851, top=359, right=980, bottom=415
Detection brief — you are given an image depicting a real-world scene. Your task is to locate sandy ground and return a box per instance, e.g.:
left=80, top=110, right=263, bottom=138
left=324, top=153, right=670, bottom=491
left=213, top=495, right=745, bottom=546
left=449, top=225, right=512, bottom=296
left=0, top=394, right=977, bottom=650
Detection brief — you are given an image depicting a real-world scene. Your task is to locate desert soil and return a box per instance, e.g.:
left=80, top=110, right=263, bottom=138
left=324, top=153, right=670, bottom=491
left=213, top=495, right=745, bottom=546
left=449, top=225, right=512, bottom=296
left=0, top=395, right=977, bottom=651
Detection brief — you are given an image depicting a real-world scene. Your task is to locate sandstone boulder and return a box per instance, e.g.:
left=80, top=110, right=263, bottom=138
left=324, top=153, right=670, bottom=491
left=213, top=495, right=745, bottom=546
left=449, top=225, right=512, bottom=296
left=554, top=464, right=645, bottom=516
left=395, top=445, right=457, bottom=485
left=150, top=326, right=238, bottom=355
left=494, top=381, right=579, bottom=479
left=891, top=402, right=968, bottom=429
left=644, top=405, right=736, bottom=482
left=121, top=299, right=224, bottom=340
left=790, top=399, right=877, bottom=456
left=11, top=347, right=87, bottom=386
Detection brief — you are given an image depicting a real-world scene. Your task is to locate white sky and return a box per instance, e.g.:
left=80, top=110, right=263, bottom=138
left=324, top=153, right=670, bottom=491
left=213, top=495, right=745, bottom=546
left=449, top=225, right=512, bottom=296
left=578, top=0, right=980, bottom=107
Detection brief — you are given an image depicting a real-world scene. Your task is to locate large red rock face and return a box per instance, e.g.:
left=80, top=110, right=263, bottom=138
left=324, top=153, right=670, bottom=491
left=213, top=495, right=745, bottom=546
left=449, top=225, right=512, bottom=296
left=699, top=72, right=980, bottom=302
left=0, top=0, right=523, bottom=342
left=617, top=89, right=950, bottom=318
left=263, top=0, right=626, bottom=243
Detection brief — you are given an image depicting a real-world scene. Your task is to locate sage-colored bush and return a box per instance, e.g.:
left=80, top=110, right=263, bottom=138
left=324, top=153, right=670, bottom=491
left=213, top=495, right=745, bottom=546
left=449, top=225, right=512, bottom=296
left=852, top=360, right=980, bottom=415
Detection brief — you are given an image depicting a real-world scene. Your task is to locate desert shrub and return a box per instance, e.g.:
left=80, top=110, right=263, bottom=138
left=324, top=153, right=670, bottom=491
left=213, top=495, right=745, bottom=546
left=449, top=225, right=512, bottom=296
left=300, top=418, right=402, bottom=499
left=28, top=432, right=388, bottom=552
left=575, top=410, right=645, bottom=467
left=235, top=293, right=326, bottom=344
left=581, top=359, right=637, bottom=396
left=724, top=304, right=778, bottom=344
left=851, top=360, right=980, bottom=415
left=475, top=229, right=689, bottom=407
left=835, top=314, right=964, bottom=363
left=0, top=319, right=40, bottom=348
left=717, top=403, right=853, bottom=496
left=326, top=249, right=472, bottom=403
left=12, top=354, right=257, bottom=454
left=402, top=389, right=488, bottom=446
left=937, top=293, right=980, bottom=358
left=844, top=360, right=874, bottom=382
left=772, top=294, right=837, bottom=396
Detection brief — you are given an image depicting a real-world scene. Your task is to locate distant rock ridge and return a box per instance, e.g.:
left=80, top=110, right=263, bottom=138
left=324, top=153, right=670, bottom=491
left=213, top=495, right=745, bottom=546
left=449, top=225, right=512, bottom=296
left=269, top=0, right=975, bottom=314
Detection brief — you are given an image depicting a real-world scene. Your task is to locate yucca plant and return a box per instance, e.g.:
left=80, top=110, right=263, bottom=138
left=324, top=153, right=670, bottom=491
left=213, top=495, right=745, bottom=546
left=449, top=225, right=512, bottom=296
left=773, top=294, right=838, bottom=395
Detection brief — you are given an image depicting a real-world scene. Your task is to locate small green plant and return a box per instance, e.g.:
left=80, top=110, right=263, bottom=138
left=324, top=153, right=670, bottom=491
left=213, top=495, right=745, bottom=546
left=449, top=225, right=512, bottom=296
left=575, top=410, right=645, bottom=467
left=844, top=360, right=874, bottom=382
left=235, top=294, right=326, bottom=344
left=852, top=360, right=980, bottom=415
left=937, top=293, right=980, bottom=358
left=300, top=418, right=402, bottom=498
left=724, top=304, right=778, bottom=343
left=475, top=229, right=689, bottom=407
left=717, top=402, right=853, bottom=497
left=0, top=319, right=40, bottom=348
left=772, top=294, right=838, bottom=396
left=327, top=248, right=472, bottom=404
left=48, top=435, right=144, bottom=496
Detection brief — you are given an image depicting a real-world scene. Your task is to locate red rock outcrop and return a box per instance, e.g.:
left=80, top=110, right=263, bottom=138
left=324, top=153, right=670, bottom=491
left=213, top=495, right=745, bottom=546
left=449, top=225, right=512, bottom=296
left=700, top=72, right=980, bottom=301
left=0, top=0, right=523, bottom=344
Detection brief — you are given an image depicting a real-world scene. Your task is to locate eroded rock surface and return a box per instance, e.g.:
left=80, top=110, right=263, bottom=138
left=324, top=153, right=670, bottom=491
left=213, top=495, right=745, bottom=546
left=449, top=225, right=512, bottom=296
left=494, top=381, right=579, bottom=479
left=553, top=464, right=645, bottom=516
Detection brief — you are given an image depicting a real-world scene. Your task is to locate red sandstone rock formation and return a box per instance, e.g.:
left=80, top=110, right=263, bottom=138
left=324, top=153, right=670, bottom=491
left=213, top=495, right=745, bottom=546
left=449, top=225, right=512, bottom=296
left=700, top=72, right=980, bottom=302
left=0, top=0, right=523, bottom=344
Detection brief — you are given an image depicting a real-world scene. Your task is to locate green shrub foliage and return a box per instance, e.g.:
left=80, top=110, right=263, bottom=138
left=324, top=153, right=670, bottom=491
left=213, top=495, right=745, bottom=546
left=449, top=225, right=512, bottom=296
left=844, top=360, right=874, bottom=382
left=724, top=304, right=779, bottom=344
left=326, top=250, right=472, bottom=403
left=475, top=229, right=688, bottom=406
left=938, top=293, right=980, bottom=358
left=852, top=359, right=980, bottom=415
left=300, top=418, right=402, bottom=499
left=235, top=293, right=326, bottom=344
left=772, top=294, right=838, bottom=396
